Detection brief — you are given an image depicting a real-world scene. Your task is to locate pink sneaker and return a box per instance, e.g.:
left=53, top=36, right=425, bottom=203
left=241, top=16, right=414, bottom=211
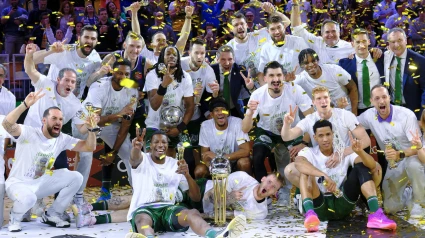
left=367, top=208, right=397, bottom=230
left=304, top=210, right=320, bottom=232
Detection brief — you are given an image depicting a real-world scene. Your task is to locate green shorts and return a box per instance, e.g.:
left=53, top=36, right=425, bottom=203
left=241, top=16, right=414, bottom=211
left=145, top=128, right=180, bottom=150
left=179, top=178, right=208, bottom=212
left=130, top=204, right=189, bottom=233
left=254, top=127, right=302, bottom=149
left=310, top=188, right=356, bottom=221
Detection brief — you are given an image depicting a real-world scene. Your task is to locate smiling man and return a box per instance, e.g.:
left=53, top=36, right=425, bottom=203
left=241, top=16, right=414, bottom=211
left=74, top=59, right=138, bottom=203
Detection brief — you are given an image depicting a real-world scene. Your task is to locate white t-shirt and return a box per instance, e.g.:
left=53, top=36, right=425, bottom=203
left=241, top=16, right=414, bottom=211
left=0, top=115, right=11, bottom=184
left=291, top=24, right=354, bottom=64
left=294, top=64, right=352, bottom=110
left=127, top=153, right=189, bottom=221
left=5, top=125, right=79, bottom=189
left=226, top=28, right=270, bottom=76
left=258, top=35, right=309, bottom=74
left=298, top=146, right=357, bottom=193
left=144, top=70, right=193, bottom=129
left=74, top=77, right=138, bottom=126
left=180, top=56, right=215, bottom=120
left=296, top=108, right=359, bottom=147
left=203, top=171, right=267, bottom=220
left=357, top=105, right=420, bottom=152
left=0, top=86, right=16, bottom=116
left=141, top=46, right=159, bottom=65
left=249, top=83, right=312, bottom=135
left=44, top=46, right=102, bottom=99
left=199, top=116, right=249, bottom=155
left=24, top=75, right=81, bottom=127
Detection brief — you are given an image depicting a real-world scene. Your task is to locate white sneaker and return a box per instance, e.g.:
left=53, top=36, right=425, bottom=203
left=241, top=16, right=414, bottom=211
left=216, top=214, right=246, bottom=238
left=32, top=199, right=46, bottom=217
left=72, top=197, right=93, bottom=215
left=295, top=194, right=304, bottom=215
left=41, top=212, right=70, bottom=228
left=8, top=212, right=22, bottom=232
left=21, top=210, right=31, bottom=222
left=60, top=211, right=71, bottom=223
left=71, top=204, right=96, bottom=228
left=410, top=203, right=425, bottom=219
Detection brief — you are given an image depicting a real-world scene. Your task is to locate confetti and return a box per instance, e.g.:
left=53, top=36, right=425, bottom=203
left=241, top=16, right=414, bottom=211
left=217, top=131, right=224, bottom=135
left=399, top=177, right=407, bottom=183
left=120, top=78, right=138, bottom=88
left=205, top=96, right=212, bottom=101
left=411, top=146, right=417, bottom=149
left=328, top=208, right=335, bottom=213
left=390, top=122, right=395, bottom=126
left=160, top=155, right=166, bottom=160
left=222, top=110, right=229, bottom=115
left=141, top=225, right=149, bottom=229
left=234, top=179, right=239, bottom=184
left=136, top=123, right=140, bottom=128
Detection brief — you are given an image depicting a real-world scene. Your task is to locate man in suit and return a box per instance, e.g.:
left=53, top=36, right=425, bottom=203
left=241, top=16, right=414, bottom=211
left=383, top=27, right=425, bottom=120
left=339, top=28, right=385, bottom=115
left=208, top=45, right=254, bottom=119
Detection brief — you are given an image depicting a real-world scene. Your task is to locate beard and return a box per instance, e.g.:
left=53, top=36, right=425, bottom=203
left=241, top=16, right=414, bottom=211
left=47, top=124, right=60, bottom=138
left=79, top=43, right=94, bottom=56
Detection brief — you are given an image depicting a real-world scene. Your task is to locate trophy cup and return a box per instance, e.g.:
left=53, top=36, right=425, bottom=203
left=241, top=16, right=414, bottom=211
left=158, top=63, right=178, bottom=88
left=209, top=153, right=231, bottom=226
left=46, top=42, right=76, bottom=51
left=80, top=102, right=100, bottom=130
left=194, top=78, right=203, bottom=106
left=177, top=142, right=185, bottom=161
left=159, top=106, right=183, bottom=131
left=123, top=95, right=138, bottom=120
left=124, top=0, right=149, bottom=12
left=383, top=139, right=398, bottom=169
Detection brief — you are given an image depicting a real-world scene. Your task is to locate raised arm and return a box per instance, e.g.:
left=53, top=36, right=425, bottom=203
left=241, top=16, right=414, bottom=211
left=281, top=105, right=303, bottom=141
left=24, top=44, right=42, bottom=84
left=344, top=125, right=370, bottom=156
left=32, top=40, right=66, bottom=64
left=350, top=132, right=376, bottom=170
left=130, top=127, right=146, bottom=168
left=290, top=0, right=302, bottom=27
left=85, top=54, right=114, bottom=87
left=71, top=113, right=99, bottom=152
left=149, top=65, right=176, bottom=111
left=241, top=100, right=259, bottom=133
left=175, top=5, right=194, bottom=55
left=2, top=89, right=45, bottom=137
left=262, top=2, right=290, bottom=28
left=129, top=2, right=142, bottom=35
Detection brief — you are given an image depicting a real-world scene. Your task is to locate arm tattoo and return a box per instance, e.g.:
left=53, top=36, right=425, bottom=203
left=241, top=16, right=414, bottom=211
left=2, top=118, right=19, bottom=134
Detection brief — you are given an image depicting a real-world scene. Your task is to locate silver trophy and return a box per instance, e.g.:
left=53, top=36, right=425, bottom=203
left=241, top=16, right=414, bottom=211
left=159, top=106, right=183, bottom=131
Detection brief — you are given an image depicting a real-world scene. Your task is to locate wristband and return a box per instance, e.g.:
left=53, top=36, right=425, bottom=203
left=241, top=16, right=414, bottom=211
left=185, top=16, right=192, bottom=19
left=23, top=101, right=29, bottom=108
left=177, top=122, right=187, bottom=132
left=87, top=127, right=100, bottom=132
left=157, top=84, right=167, bottom=96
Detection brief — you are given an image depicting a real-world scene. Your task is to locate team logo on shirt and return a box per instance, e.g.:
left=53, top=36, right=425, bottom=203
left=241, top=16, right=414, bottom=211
left=162, top=99, right=170, bottom=107
left=275, top=117, right=284, bottom=132
left=258, top=135, right=272, bottom=144
left=135, top=71, right=143, bottom=80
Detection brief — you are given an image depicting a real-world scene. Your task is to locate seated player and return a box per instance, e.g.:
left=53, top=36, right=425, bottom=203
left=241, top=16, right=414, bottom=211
left=125, top=129, right=246, bottom=238
left=181, top=171, right=283, bottom=220
left=195, top=97, right=251, bottom=179
left=289, top=119, right=396, bottom=232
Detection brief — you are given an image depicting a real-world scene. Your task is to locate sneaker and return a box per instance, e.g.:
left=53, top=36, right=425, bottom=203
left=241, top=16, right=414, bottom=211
left=32, top=199, right=46, bottom=217
left=21, top=210, right=31, bottom=222
left=71, top=204, right=96, bottom=228
left=410, top=203, right=425, bottom=219
left=403, top=186, right=413, bottom=211
left=72, top=197, right=93, bottom=215
left=367, top=208, right=397, bottom=230
left=60, top=211, right=71, bottom=223
left=216, top=214, right=246, bottom=238
left=295, top=194, right=304, bottom=215
left=8, top=212, right=22, bottom=232
left=304, top=210, right=320, bottom=232
left=96, top=187, right=112, bottom=202
left=124, top=233, right=147, bottom=238
left=41, top=211, right=70, bottom=228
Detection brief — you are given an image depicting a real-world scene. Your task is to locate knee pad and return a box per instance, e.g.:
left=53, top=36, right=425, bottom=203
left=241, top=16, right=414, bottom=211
left=354, top=163, right=373, bottom=186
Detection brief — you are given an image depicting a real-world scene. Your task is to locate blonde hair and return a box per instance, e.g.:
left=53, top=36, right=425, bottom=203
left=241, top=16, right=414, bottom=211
left=312, top=86, right=330, bottom=99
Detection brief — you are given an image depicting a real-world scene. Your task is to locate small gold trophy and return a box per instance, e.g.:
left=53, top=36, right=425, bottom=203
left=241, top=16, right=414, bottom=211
left=210, top=153, right=231, bottom=226
left=123, top=95, right=137, bottom=120
left=84, top=102, right=100, bottom=129
left=124, top=0, right=149, bottom=12
left=194, top=78, right=202, bottom=106
left=384, top=139, right=397, bottom=169
left=177, top=142, right=185, bottom=161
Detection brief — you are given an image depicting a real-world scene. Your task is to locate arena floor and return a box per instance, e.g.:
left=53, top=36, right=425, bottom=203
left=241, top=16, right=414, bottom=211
left=0, top=187, right=424, bottom=238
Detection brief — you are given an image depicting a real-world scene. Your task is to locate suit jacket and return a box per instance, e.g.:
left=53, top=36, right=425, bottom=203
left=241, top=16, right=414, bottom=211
left=201, top=63, right=249, bottom=119
left=383, top=49, right=425, bottom=119
left=339, top=54, right=385, bottom=87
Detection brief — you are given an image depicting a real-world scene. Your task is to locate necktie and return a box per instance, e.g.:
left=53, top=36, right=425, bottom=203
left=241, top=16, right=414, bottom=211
left=362, top=60, right=371, bottom=107
left=223, top=74, right=231, bottom=106
left=395, top=56, right=402, bottom=105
